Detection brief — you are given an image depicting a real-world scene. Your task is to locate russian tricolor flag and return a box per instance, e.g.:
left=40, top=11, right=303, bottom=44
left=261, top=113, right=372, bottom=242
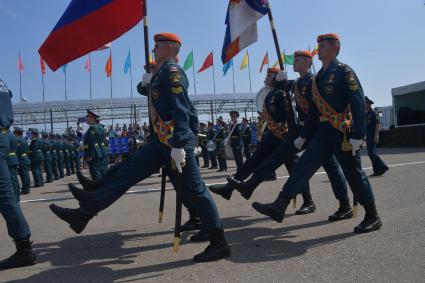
left=221, top=0, right=268, bottom=64
left=39, top=0, right=144, bottom=71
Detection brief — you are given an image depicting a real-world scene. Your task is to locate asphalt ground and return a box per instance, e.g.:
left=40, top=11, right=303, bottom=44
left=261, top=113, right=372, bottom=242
left=1, top=147, right=425, bottom=282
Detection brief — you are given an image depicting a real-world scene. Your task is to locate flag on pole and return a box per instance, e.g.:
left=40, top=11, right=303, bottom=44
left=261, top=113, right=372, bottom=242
left=18, top=53, right=25, bottom=74
left=84, top=55, right=91, bottom=72
left=183, top=51, right=194, bottom=71
left=240, top=51, right=249, bottom=70
left=124, top=50, right=131, bottom=74
left=39, top=0, right=145, bottom=71
left=284, top=53, right=294, bottom=65
left=221, top=0, right=268, bottom=64
left=259, top=51, right=269, bottom=72
left=198, top=52, right=213, bottom=73
left=105, top=51, right=112, bottom=77
left=223, top=59, right=233, bottom=76
left=40, top=57, right=46, bottom=74
left=149, top=52, right=153, bottom=63
left=61, top=64, right=68, bottom=73
left=311, top=45, right=319, bottom=57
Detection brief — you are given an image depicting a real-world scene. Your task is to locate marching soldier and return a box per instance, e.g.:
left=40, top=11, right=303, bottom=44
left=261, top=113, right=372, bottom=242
left=0, top=78, right=35, bottom=270
left=72, top=134, right=81, bottom=172
left=215, top=117, right=227, bottom=172
left=241, top=117, right=252, bottom=160
left=49, top=33, right=230, bottom=262
left=198, top=123, right=210, bottom=168
left=14, top=127, right=31, bottom=194
left=252, top=34, right=382, bottom=234
left=228, top=111, right=243, bottom=169
left=62, top=134, right=71, bottom=176
left=41, top=131, right=53, bottom=183
left=67, top=135, right=76, bottom=174
left=7, top=130, right=20, bottom=201
left=49, top=133, right=60, bottom=180
left=206, top=122, right=218, bottom=169
left=365, top=97, right=389, bottom=176
left=56, top=134, right=65, bottom=178
left=83, top=110, right=107, bottom=181
left=29, top=129, right=45, bottom=187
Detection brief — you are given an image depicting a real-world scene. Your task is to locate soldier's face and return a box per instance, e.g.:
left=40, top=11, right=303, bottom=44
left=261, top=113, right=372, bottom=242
left=293, top=57, right=310, bottom=73
left=318, top=41, right=339, bottom=61
left=231, top=115, right=237, bottom=122
left=265, top=73, right=275, bottom=87
left=86, top=115, right=95, bottom=125
left=153, top=42, right=168, bottom=63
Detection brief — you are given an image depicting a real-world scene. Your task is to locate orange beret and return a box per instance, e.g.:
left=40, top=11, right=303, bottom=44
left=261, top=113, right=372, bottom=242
left=294, top=51, right=313, bottom=58
left=154, top=33, right=181, bottom=46
left=317, top=33, right=340, bottom=43
left=267, top=67, right=280, bottom=74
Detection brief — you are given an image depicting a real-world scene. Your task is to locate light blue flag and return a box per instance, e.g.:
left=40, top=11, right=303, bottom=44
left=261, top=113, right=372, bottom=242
left=223, top=59, right=233, bottom=76
left=124, top=51, right=131, bottom=74
left=61, top=63, right=68, bottom=73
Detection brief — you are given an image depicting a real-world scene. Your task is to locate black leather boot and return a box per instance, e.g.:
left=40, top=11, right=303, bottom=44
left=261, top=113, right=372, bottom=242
left=180, top=218, right=202, bottom=232
left=354, top=203, right=382, bottom=233
left=252, top=194, right=290, bottom=223
left=193, top=228, right=231, bottom=262
left=49, top=204, right=94, bottom=234
left=68, top=183, right=94, bottom=205
left=190, top=229, right=210, bottom=242
left=77, top=171, right=102, bottom=191
left=328, top=198, right=353, bottom=222
left=0, top=239, right=36, bottom=270
left=209, top=182, right=235, bottom=200
left=295, top=201, right=316, bottom=215
left=229, top=175, right=262, bottom=200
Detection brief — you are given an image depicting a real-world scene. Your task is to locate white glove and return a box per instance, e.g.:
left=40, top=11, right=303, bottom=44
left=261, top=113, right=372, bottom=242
left=141, top=73, right=152, bottom=87
left=276, top=70, right=288, bottom=82
left=293, top=137, right=306, bottom=150
left=171, top=147, right=186, bottom=173
left=349, top=138, right=363, bottom=156
left=194, top=146, right=202, bottom=156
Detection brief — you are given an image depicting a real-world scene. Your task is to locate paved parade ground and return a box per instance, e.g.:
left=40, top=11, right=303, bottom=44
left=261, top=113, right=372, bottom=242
left=1, top=148, right=424, bottom=282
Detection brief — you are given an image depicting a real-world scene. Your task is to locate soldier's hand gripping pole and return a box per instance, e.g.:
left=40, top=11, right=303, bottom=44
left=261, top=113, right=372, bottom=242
left=172, top=160, right=183, bottom=252
left=158, top=166, right=167, bottom=223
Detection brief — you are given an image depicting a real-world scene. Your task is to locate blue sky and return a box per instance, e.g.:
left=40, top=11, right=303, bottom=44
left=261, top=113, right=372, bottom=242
left=1, top=0, right=424, bottom=107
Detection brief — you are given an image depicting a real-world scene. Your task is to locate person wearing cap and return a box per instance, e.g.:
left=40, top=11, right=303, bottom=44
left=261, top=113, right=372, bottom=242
left=198, top=122, right=210, bottom=168
left=14, top=127, right=31, bottom=194
left=72, top=134, right=81, bottom=172
left=49, top=33, right=230, bottom=263
left=29, top=129, right=45, bottom=187
left=228, top=111, right=243, bottom=169
left=252, top=34, right=382, bottom=234
left=49, top=133, right=60, bottom=180
left=7, top=130, right=20, bottom=201
left=41, top=131, right=53, bottom=183
left=0, top=78, right=35, bottom=269
left=66, top=135, right=76, bottom=174
left=215, top=117, right=228, bottom=172
left=365, top=97, right=389, bottom=176
left=233, top=51, right=350, bottom=218
left=82, top=110, right=107, bottom=181
left=241, top=118, right=252, bottom=160
left=55, top=134, right=65, bottom=178
left=210, top=68, right=304, bottom=202
left=206, top=122, right=218, bottom=169
left=62, top=134, right=72, bottom=176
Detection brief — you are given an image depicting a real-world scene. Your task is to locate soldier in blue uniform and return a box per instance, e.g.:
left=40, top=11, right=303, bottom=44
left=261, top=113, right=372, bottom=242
left=199, top=123, right=209, bottom=168
left=228, top=111, right=243, bottom=169
left=206, top=122, right=218, bottom=169
left=210, top=68, right=307, bottom=202
left=241, top=118, right=252, bottom=160
left=252, top=34, right=382, bottom=234
left=230, top=51, right=351, bottom=217
left=0, top=78, right=35, bottom=270
left=29, top=129, right=45, bottom=187
left=7, top=130, right=20, bottom=201
left=62, top=134, right=71, bottom=176
left=41, top=131, right=53, bottom=183
left=49, top=133, right=60, bottom=180
left=56, top=134, right=65, bottom=178
left=14, top=127, right=31, bottom=194
left=215, top=118, right=227, bottom=172
left=365, top=97, right=389, bottom=176
left=49, top=33, right=230, bottom=262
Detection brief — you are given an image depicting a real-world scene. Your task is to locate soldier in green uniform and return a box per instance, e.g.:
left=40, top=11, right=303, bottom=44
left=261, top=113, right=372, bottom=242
left=67, top=135, right=76, bottom=174
left=41, top=132, right=53, bottom=183
left=206, top=122, right=218, bottom=169
left=241, top=118, right=252, bottom=160
left=83, top=110, right=107, bottom=181
left=62, top=134, right=71, bottom=176
left=72, top=134, right=81, bottom=172
left=7, top=130, right=20, bottom=201
left=55, top=134, right=65, bottom=178
left=228, top=111, right=243, bottom=169
left=215, top=118, right=227, bottom=172
left=14, top=127, right=31, bottom=194
left=29, top=129, right=45, bottom=187
left=49, top=133, right=60, bottom=180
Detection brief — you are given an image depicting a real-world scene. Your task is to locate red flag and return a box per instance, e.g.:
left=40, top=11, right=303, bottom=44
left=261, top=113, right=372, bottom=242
left=259, top=51, right=269, bottom=73
left=39, top=0, right=144, bottom=71
left=17, top=53, right=25, bottom=74
left=198, top=52, right=213, bottom=73
left=40, top=57, right=46, bottom=74
left=85, top=55, right=91, bottom=72
left=105, top=51, right=112, bottom=77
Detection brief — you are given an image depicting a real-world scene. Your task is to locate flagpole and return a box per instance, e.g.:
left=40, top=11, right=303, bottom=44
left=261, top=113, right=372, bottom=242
left=231, top=61, right=236, bottom=94
left=191, top=49, right=197, bottom=94
left=212, top=51, right=216, bottom=94
left=64, top=67, right=69, bottom=129
left=109, top=50, right=114, bottom=126
left=41, top=71, right=46, bottom=131
left=308, top=46, right=317, bottom=74
left=18, top=51, right=23, bottom=103
left=89, top=53, right=93, bottom=101
left=247, top=50, right=252, bottom=93
left=129, top=50, right=134, bottom=99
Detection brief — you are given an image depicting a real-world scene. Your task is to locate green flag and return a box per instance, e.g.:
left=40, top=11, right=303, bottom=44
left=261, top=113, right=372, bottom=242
left=183, top=51, right=193, bottom=71
left=284, top=54, right=294, bottom=65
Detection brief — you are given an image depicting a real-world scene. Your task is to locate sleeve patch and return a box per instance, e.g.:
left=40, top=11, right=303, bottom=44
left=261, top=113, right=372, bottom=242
left=171, top=86, right=183, bottom=94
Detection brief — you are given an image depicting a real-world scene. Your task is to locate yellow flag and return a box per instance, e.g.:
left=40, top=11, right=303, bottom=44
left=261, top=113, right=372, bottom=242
left=240, top=51, right=249, bottom=70
left=149, top=52, right=153, bottom=63
left=272, top=51, right=285, bottom=67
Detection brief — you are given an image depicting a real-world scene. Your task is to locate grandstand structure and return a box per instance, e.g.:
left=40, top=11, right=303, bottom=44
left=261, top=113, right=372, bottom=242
left=12, top=93, right=257, bottom=132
